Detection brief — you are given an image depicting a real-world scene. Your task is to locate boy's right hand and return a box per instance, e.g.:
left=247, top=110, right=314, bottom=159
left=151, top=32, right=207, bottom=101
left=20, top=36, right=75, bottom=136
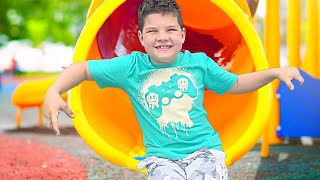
left=43, top=88, right=74, bottom=135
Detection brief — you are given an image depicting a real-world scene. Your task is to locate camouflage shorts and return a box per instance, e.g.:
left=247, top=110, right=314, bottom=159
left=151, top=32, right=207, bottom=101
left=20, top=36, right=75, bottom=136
left=137, top=147, right=228, bottom=180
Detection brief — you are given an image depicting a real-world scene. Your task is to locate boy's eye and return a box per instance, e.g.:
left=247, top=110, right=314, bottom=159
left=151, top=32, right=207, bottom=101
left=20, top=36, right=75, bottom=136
left=147, top=30, right=157, bottom=33
left=168, top=29, right=177, bottom=31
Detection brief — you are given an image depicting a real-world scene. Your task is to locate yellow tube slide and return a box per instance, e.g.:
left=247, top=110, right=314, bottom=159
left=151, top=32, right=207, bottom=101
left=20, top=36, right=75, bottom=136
left=71, top=0, right=272, bottom=171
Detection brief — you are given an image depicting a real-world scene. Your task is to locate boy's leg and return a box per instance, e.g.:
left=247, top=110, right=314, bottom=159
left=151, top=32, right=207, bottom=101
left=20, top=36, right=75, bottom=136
left=137, top=156, right=186, bottom=180
left=184, top=148, right=228, bottom=180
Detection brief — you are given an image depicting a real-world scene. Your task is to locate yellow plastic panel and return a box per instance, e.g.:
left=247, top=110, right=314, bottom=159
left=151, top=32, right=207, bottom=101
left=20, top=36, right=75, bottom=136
left=71, top=0, right=271, bottom=171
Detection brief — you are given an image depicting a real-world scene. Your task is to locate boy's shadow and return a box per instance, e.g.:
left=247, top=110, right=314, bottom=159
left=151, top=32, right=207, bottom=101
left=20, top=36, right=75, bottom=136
left=4, top=126, right=79, bottom=135
left=254, top=138, right=320, bottom=179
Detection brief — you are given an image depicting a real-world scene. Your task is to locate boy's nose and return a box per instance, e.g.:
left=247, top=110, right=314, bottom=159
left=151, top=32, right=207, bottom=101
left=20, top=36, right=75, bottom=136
left=157, top=31, right=169, bottom=41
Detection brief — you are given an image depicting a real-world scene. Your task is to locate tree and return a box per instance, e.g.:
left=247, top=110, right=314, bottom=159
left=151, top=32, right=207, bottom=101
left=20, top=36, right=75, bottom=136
left=0, top=0, right=91, bottom=46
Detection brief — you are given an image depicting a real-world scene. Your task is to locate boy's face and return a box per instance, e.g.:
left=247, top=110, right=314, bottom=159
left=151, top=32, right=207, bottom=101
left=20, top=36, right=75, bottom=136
left=138, top=13, right=186, bottom=64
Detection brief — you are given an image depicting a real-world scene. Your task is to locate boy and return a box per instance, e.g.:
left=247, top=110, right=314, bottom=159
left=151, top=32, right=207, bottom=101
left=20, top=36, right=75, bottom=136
left=43, top=0, right=304, bottom=179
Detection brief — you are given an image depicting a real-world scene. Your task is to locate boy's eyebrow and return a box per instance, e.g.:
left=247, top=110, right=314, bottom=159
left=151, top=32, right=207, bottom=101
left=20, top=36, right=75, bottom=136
left=145, top=26, right=157, bottom=29
left=145, top=25, right=179, bottom=29
left=144, top=27, right=157, bottom=31
left=167, top=25, right=179, bottom=28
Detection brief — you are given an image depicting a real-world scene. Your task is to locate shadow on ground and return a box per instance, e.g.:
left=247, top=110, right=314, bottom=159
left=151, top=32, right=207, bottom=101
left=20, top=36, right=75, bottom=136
left=227, top=138, right=320, bottom=179
left=254, top=139, right=320, bottom=179
left=4, top=126, right=79, bottom=135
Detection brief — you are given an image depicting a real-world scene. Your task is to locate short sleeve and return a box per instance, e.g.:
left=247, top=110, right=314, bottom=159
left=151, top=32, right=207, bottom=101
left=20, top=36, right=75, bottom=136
left=87, top=54, right=133, bottom=88
left=205, top=56, right=238, bottom=95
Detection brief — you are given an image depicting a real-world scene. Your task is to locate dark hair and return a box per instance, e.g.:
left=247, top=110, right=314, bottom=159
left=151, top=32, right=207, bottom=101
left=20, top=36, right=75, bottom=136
left=138, top=0, right=183, bottom=32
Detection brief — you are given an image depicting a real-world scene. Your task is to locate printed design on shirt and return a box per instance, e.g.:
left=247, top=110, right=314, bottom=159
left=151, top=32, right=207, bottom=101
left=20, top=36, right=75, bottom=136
left=140, top=68, right=198, bottom=139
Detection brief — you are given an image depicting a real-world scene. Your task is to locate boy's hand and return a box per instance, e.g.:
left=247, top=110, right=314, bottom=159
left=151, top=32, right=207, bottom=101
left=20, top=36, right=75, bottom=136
left=276, top=67, right=304, bottom=90
left=43, top=88, right=74, bottom=135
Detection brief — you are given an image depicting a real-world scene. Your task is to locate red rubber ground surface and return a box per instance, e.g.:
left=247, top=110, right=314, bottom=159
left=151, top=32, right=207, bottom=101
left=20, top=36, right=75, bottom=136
left=0, top=134, right=87, bottom=179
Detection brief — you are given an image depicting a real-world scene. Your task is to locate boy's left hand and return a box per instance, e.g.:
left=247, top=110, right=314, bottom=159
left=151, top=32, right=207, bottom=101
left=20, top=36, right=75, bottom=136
left=276, top=67, right=304, bottom=90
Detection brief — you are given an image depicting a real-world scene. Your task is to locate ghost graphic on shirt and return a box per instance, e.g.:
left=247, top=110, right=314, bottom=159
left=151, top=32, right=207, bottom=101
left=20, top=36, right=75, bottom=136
left=140, top=68, right=198, bottom=139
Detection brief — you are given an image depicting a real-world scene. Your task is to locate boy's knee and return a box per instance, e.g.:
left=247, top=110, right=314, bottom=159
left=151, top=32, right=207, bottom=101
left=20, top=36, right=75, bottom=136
left=146, top=162, right=186, bottom=180
left=148, top=169, right=185, bottom=180
left=186, top=156, right=228, bottom=180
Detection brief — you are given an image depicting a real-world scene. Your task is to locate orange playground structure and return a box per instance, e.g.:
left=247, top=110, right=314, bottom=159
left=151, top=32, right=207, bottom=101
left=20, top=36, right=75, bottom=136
left=11, top=76, right=67, bottom=128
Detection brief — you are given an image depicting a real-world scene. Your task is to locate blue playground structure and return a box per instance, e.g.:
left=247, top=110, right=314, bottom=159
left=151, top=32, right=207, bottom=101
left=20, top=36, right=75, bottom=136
left=278, top=69, right=320, bottom=138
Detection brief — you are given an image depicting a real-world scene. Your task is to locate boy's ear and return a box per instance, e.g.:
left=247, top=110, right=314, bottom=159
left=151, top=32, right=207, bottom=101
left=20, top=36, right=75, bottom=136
left=182, top=28, right=186, bottom=44
left=138, top=30, right=144, bottom=46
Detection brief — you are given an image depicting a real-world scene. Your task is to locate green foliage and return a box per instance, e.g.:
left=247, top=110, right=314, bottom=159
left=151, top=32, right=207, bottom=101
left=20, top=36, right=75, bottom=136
left=0, top=0, right=91, bottom=47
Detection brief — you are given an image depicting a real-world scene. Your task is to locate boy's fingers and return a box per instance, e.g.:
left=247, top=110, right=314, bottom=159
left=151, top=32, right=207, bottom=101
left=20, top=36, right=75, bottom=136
left=44, top=109, right=50, bottom=120
left=51, top=112, right=60, bottom=135
left=295, top=75, right=304, bottom=84
left=44, top=114, right=52, bottom=128
left=62, top=103, right=75, bottom=118
left=285, top=80, right=294, bottom=91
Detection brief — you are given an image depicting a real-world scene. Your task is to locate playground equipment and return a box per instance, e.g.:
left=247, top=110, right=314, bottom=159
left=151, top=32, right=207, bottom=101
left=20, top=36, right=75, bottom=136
left=261, top=0, right=282, bottom=156
left=262, top=0, right=320, bottom=157
left=11, top=76, right=67, bottom=128
left=9, top=0, right=320, bottom=172
left=277, top=69, right=320, bottom=138
left=70, top=0, right=272, bottom=171
left=283, top=0, right=320, bottom=138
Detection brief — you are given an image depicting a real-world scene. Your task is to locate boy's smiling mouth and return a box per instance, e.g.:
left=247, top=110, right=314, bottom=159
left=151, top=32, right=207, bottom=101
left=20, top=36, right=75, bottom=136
left=155, top=45, right=172, bottom=49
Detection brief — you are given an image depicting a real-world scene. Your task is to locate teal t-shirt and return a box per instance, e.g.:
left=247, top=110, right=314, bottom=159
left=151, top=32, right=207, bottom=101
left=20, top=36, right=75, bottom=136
left=88, top=50, right=238, bottom=160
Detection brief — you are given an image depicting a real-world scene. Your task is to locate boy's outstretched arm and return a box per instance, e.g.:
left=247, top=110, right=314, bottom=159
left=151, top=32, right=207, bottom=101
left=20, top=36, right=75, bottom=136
left=227, top=67, right=304, bottom=94
left=43, top=62, right=93, bottom=135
